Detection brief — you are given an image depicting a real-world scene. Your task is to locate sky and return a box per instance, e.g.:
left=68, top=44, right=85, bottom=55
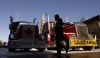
left=0, top=0, right=100, bottom=42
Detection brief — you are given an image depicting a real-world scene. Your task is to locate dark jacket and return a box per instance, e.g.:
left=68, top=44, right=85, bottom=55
left=55, top=18, right=63, bottom=36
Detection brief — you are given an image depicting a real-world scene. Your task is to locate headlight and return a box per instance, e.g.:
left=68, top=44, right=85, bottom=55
left=10, top=34, right=14, bottom=39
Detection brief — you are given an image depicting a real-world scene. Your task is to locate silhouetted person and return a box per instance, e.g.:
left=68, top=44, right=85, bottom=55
left=54, top=14, right=63, bottom=58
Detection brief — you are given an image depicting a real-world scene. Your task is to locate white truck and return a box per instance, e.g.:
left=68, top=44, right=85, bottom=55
left=8, top=16, right=46, bottom=52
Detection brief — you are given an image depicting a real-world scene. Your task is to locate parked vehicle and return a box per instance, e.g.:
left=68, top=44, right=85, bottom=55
left=43, top=21, right=97, bottom=51
left=8, top=16, right=46, bottom=52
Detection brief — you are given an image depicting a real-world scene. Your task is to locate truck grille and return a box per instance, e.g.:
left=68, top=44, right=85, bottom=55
left=76, top=24, right=89, bottom=39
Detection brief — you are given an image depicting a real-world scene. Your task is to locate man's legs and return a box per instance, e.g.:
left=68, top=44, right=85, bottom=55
left=66, top=39, right=69, bottom=53
left=56, top=36, right=61, bottom=57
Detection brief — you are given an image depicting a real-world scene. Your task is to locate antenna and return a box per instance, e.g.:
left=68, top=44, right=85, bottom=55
left=80, top=17, right=87, bottom=22
left=16, top=13, right=19, bottom=21
left=10, top=11, right=12, bottom=17
left=46, top=13, right=50, bottom=32
left=47, top=14, right=50, bottom=31
left=66, top=16, right=68, bottom=22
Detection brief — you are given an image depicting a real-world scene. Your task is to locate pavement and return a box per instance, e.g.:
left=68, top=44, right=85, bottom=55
left=0, top=48, right=100, bottom=56
left=0, top=48, right=100, bottom=58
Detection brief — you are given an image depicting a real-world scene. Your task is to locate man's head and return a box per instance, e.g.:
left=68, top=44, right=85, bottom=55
left=54, top=14, right=59, bottom=18
left=54, top=14, right=60, bottom=21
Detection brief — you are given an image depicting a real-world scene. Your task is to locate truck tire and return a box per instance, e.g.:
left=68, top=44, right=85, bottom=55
left=83, top=46, right=93, bottom=50
left=47, top=47, right=57, bottom=50
left=61, top=40, right=69, bottom=53
left=24, top=48, right=30, bottom=52
left=8, top=48, right=15, bottom=52
left=37, top=48, right=45, bottom=52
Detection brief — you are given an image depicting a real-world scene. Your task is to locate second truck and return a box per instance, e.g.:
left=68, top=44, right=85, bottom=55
left=43, top=21, right=97, bottom=52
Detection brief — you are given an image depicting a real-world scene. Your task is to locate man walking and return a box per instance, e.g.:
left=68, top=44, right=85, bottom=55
left=54, top=14, right=63, bottom=58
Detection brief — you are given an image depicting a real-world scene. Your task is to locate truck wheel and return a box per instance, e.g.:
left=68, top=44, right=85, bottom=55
left=24, top=48, right=30, bottom=52
left=8, top=48, right=15, bottom=52
left=71, top=47, right=76, bottom=51
left=47, top=47, right=57, bottom=50
left=83, top=46, right=93, bottom=50
left=61, top=40, right=69, bottom=53
left=37, top=48, right=45, bottom=52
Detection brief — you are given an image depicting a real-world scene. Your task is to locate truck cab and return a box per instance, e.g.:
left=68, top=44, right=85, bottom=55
left=8, top=16, right=46, bottom=52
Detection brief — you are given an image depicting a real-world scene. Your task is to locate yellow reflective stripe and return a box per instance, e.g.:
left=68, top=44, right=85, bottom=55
left=70, top=39, right=97, bottom=46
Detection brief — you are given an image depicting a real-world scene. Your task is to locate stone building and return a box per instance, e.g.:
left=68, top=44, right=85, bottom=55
left=83, top=15, right=100, bottom=47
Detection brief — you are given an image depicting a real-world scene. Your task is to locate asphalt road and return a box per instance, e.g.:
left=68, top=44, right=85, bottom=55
left=0, top=48, right=100, bottom=58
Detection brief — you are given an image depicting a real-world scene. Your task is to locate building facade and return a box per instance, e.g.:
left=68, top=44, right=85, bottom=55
left=83, top=15, right=100, bottom=47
